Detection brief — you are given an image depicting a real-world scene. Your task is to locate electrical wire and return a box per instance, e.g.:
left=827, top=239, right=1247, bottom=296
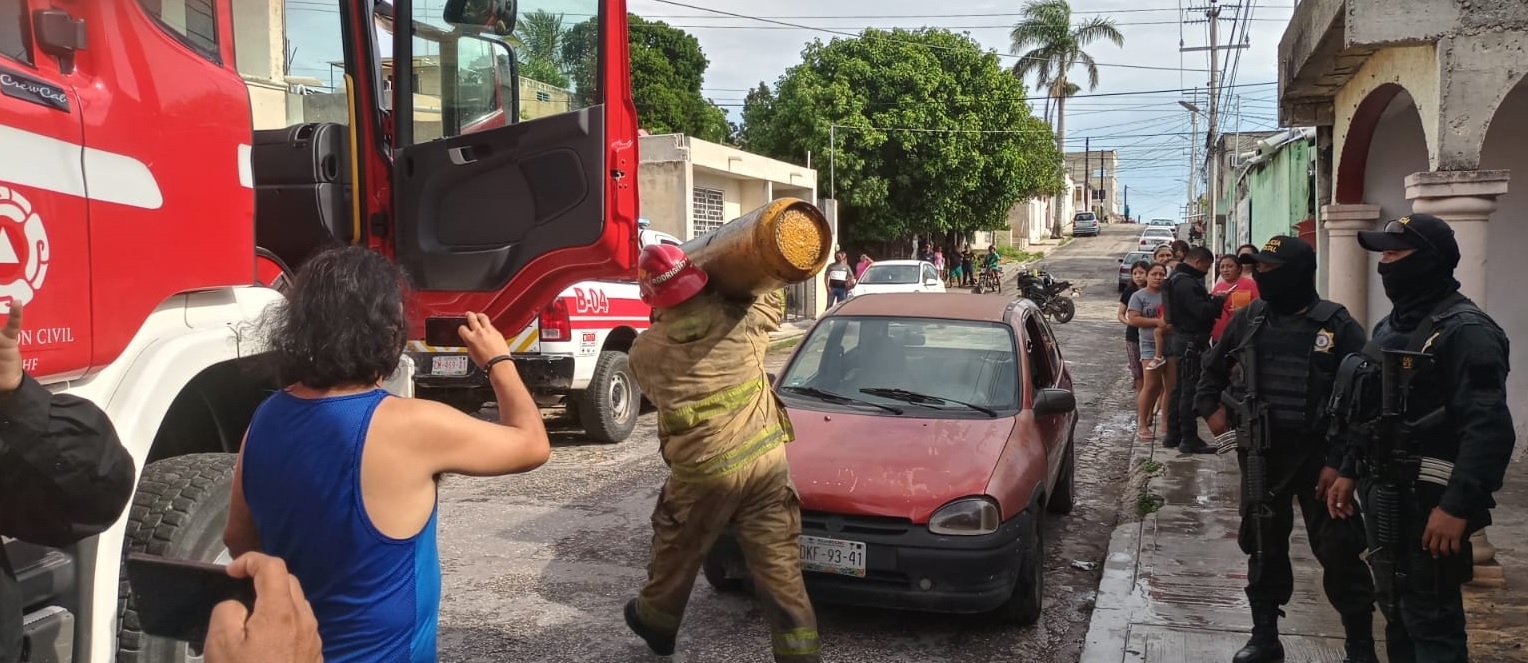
left=646, top=0, right=1207, bottom=73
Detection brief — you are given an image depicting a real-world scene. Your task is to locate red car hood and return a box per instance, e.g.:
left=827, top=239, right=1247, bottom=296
left=784, top=408, right=1016, bottom=523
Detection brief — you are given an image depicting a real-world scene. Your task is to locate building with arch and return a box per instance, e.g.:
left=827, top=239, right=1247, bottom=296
left=1279, top=0, right=1528, bottom=578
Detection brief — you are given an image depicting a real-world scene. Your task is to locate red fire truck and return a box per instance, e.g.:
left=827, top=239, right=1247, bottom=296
left=1, top=0, right=637, bottom=660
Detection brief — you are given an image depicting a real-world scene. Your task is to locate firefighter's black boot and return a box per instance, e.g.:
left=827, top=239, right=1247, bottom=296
left=1232, top=605, right=1285, bottom=663
left=624, top=599, right=676, bottom=656
left=1340, top=612, right=1379, bottom=663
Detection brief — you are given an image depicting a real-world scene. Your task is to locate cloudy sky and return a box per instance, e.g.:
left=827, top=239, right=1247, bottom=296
left=624, top=0, right=1297, bottom=222
left=284, top=0, right=1296, bottom=222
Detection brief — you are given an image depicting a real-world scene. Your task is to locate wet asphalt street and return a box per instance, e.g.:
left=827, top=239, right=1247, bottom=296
left=437, top=224, right=1147, bottom=662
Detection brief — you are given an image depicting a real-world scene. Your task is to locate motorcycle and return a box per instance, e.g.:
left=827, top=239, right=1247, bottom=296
left=1016, top=267, right=1078, bottom=324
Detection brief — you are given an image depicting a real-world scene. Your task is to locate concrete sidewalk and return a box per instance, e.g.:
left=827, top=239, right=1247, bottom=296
left=1081, top=423, right=1528, bottom=663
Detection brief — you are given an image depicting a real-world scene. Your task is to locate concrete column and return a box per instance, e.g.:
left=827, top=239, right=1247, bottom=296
left=1405, top=169, right=1512, bottom=580
left=1320, top=203, right=1382, bottom=330
left=1404, top=170, right=1511, bottom=307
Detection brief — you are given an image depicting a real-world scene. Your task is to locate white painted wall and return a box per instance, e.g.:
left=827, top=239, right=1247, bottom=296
left=1478, top=80, right=1528, bottom=450
left=1362, top=92, right=1430, bottom=327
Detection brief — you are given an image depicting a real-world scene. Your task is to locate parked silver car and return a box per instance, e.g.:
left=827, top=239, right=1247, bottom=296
left=1072, top=212, right=1101, bottom=237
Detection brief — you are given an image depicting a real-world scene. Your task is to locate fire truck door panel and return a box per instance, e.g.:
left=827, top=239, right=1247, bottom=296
left=394, top=105, right=606, bottom=291
left=78, top=0, right=254, bottom=374
left=0, top=0, right=90, bottom=380
left=250, top=122, right=355, bottom=269
left=385, top=0, right=638, bottom=338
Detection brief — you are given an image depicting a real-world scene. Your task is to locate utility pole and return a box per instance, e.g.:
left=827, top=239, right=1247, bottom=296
left=829, top=124, right=836, bottom=200
left=1186, top=103, right=1199, bottom=206
left=1084, top=138, right=1091, bottom=218
left=1098, top=151, right=1106, bottom=218
left=1183, top=1, right=1246, bottom=247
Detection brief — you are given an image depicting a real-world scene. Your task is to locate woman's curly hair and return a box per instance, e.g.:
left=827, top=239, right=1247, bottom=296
left=262, top=245, right=410, bottom=389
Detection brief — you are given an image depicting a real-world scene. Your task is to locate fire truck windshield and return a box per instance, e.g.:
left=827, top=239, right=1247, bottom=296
left=273, top=0, right=605, bottom=139
left=379, top=0, right=602, bottom=139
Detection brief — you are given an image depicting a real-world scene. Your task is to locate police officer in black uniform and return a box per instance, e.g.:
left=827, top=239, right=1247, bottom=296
left=0, top=302, right=135, bottom=663
left=1325, top=213, right=1515, bottom=663
left=1164, top=245, right=1224, bottom=453
left=1197, top=236, right=1378, bottom=663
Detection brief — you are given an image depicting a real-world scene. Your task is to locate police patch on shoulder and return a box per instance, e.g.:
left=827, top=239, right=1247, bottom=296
left=1314, top=329, right=1335, bottom=353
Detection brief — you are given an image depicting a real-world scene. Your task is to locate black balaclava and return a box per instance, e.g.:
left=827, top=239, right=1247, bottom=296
left=1252, top=258, right=1319, bottom=315
left=1378, top=251, right=1460, bottom=332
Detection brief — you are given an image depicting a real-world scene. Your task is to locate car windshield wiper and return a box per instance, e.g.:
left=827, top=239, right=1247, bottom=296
left=780, top=386, right=904, bottom=415
left=859, top=387, right=999, bottom=417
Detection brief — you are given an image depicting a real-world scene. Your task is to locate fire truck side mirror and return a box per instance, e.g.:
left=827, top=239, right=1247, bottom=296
left=443, top=0, right=517, bottom=36
left=33, top=9, right=85, bottom=72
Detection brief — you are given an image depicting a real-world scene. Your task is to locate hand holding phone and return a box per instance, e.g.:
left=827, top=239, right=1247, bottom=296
left=204, top=553, right=323, bottom=663
left=126, top=553, right=256, bottom=645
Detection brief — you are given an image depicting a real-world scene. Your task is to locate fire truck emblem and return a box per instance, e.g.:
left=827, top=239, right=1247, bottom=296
left=0, top=187, right=50, bottom=306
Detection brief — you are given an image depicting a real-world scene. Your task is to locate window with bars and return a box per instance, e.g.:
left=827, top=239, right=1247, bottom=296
left=691, top=187, right=726, bottom=237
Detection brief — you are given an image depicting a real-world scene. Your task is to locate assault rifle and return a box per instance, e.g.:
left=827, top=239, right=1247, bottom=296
left=1220, top=339, right=1274, bottom=580
left=1364, top=349, right=1447, bottom=614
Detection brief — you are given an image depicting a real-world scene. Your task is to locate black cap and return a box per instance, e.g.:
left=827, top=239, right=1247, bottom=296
left=1239, top=235, right=1314, bottom=266
left=1357, top=213, right=1460, bottom=262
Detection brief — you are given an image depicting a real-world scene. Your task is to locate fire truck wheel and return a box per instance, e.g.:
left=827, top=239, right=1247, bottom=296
left=576, top=351, right=641, bottom=444
left=116, top=453, right=238, bottom=663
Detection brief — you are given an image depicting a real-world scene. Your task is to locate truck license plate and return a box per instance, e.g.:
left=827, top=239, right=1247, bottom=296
left=800, top=536, right=866, bottom=578
left=431, top=355, right=470, bottom=377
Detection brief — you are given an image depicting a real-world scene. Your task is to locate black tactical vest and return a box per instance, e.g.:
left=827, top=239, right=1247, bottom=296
left=1236, top=299, right=1346, bottom=434
left=1368, top=295, right=1504, bottom=460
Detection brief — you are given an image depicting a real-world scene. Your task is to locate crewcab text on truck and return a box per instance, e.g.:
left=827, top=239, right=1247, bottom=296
left=1, top=0, right=639, bottom=661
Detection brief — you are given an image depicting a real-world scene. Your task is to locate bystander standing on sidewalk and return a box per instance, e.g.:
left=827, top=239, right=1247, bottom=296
left=1211, top=254, right=1260, bottom=344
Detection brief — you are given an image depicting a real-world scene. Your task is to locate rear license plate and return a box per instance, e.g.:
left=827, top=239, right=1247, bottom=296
left=800, top=535, right=866, bottom=578
left=431, top=355, right=470, bottom=377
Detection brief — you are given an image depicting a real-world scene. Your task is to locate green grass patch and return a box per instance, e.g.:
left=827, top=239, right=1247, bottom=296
left=995, top=245, right=1043, bottom=263
left=1135, top=491, right=1165, bottom=517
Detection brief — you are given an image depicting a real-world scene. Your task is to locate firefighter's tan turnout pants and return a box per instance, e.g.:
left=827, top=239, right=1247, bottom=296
left=633, top=444, right=819, bottom=662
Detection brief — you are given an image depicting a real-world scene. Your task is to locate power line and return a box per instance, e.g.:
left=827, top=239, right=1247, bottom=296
left=648, top=0, right=1208, bottom=72
left=638, top=19, right=1288, bottom=30
left=623, top=6, right=1294, bottom=19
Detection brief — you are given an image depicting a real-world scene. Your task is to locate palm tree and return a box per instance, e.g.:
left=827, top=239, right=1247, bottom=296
left=1010, top=0, right=1123, bottom=238
left=511, top=10, right=570, bottom=85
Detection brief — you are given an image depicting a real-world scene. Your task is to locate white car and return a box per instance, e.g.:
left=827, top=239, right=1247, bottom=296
left=849, top=260, right=946, bottom=298
left=1137, top=227, right=1177, bottom=251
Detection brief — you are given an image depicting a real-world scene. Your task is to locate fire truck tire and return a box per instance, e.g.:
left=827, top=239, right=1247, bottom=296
left=576, top=351, right=641, bottom=444
left=116, top=453, right=238, bottom=663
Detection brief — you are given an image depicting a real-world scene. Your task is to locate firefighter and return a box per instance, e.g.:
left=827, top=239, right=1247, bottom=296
left=1196, top=237, right=1377, bottom=663
left=1326, top=213, right=1515, bottom=663
left=622, top=244, right=820, bottom=663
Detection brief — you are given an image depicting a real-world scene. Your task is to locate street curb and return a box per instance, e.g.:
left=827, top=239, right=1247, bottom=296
left=1078, top=385, right=1161, bottom=663
left=768, top=334, right=803, bottom=353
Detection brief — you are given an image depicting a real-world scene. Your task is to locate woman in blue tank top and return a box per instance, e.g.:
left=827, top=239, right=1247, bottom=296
left=221, top=246, right=553, bottom=662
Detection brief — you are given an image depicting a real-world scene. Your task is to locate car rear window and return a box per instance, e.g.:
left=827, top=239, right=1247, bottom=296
left=859, top=264, right=920, bottom=284
left=780, top=316, right=1020, bottom=413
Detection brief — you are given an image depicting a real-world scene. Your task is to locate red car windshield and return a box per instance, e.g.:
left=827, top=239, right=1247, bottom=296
left=780, top=317, right=1020, bottom=412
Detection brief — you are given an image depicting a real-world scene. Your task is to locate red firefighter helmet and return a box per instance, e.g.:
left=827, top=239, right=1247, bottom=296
left=638, top=244, right=708, bottom=308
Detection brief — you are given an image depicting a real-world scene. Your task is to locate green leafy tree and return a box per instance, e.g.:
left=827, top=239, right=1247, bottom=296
left=561, top=14, right=729, bottom=142
left=510, top=9, right=571, bottom=88
left=744, top=28, right=1062, bottom=247
left=1009, top=0, right=1124, bottom=237
left=735, top=82, right=776, bottom=149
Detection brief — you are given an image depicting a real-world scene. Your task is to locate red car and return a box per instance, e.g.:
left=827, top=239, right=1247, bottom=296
left=703, top=294, right=1078, bottom=625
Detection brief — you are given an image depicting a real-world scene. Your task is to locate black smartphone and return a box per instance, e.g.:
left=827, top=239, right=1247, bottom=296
left=424, top=316, right=470, bottom=347
left=125, top=553, right=255, bottom=644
